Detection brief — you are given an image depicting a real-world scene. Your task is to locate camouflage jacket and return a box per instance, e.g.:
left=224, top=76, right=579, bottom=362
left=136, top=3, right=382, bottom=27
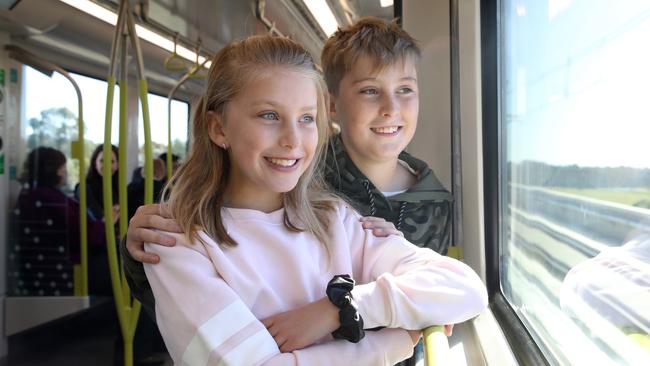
left=325, top=135, right=453, bottom=254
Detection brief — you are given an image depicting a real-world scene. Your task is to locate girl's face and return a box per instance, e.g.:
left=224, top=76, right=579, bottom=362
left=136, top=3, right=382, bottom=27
left=211, top=68, right=319, bottom=211
left=95, top=150, right=118, bottom=177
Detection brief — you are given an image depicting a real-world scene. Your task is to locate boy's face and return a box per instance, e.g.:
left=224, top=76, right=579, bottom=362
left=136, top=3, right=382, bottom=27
left=331, top=56, right=418, bottom=166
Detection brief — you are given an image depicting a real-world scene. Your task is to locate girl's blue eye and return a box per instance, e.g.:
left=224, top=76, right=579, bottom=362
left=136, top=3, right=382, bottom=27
left=398, top=87, right=414, bottom=94
left=300, top=114, right=315, bottom=124
left=360, top=88, right=379, bottom=95
left=259, top=111, right=279, bottom=120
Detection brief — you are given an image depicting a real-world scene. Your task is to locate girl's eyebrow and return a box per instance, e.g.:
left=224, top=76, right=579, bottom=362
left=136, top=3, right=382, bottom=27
left=251, top=100, right=317, bottom=111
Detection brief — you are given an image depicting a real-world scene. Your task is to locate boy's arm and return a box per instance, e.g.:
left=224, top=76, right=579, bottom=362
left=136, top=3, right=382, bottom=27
left=121, top=204, right=181, bottom=313
left=144, top=236, right=414, bottom=366
left=340, top=205, right=489, bottom=330
left=120, top=236, right=155, bottom=313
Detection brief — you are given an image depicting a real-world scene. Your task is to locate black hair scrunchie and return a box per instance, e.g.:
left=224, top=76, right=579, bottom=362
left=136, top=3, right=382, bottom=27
left=326, top=274, right=365, bottom=343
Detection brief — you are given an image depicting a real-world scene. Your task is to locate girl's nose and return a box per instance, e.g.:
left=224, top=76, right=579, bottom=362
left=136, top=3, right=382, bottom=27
left=280, top=124, right=299, bottom=149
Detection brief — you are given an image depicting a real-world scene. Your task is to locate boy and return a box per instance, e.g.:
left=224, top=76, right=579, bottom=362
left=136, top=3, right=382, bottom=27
left=321, top=17, right=452, bottom=254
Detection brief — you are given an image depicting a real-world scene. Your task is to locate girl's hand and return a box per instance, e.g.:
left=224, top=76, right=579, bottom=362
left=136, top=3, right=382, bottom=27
left=407, top=329, right=422, bottom=345
left=360, top=216, right=403, bottom=237
left=261, top=297, right=339, bottom=352
left=126, top=204, right=182, bottom=264
left=444, top=324, right=454, bottom=337
left=111, top=205, right=120, bottom=224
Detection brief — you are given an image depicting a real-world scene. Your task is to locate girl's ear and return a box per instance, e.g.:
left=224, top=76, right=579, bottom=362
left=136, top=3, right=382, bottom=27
left=206, top=111, right=227, bottom=146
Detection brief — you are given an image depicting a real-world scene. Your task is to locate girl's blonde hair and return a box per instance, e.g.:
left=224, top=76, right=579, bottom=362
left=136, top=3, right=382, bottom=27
left=163, top=35, right=337, bottom=247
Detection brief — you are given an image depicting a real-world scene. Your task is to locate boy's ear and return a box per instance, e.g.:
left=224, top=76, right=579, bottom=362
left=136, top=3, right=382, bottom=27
left=329, top=92, right=338, bottom=121
left=206, top=111, right=227, bottom=146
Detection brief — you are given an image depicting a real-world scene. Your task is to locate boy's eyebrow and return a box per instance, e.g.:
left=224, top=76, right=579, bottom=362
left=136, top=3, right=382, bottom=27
left=352, top=76, right=418, bottom=84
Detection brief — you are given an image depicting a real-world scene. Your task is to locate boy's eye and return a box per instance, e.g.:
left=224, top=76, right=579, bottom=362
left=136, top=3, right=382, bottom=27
left=299, top=114, right=315, bottom=124
left=259, top=111, right=279, bottom=120
left=360, top=88, right=379, bottom=95
left=398, top=87, right=415, bottom=94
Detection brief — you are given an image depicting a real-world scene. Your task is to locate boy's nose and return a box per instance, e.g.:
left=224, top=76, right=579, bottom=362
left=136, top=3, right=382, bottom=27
left=380, top=94, right=398, bottom=118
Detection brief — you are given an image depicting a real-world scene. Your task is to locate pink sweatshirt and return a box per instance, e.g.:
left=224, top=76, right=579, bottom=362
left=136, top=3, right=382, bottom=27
left=144, top=203, right=488, bottom=365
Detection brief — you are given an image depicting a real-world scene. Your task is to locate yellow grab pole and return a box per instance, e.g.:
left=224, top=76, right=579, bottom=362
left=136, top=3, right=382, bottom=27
left=423, top=325, right=451, bottom=366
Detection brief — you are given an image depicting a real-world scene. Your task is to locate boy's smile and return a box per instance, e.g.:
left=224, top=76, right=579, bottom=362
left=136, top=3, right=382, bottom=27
left=331, top=56, right=419, bottom=167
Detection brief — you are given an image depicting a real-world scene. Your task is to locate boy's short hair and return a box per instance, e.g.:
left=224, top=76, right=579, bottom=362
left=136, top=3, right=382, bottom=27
left=321, top=17, right=421, bottom=95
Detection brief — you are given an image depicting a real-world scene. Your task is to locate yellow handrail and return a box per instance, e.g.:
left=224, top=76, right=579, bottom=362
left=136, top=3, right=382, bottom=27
left=423, top=325, right=451, bottom=366
left=102, top=1, right=151, bottom=365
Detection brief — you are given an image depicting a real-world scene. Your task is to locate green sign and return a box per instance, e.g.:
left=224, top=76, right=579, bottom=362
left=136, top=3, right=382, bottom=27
left=0, top=69, right=4, bottom=87
left=0, top=154, right=4, bottom=175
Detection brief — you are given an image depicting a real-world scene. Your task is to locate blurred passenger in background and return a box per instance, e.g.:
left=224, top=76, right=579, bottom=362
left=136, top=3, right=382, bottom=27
left=127, top=153, right=180, bottom=220
left=76, top=144, right=120, bottom=221
left=13, top=147, right=117, bottom=296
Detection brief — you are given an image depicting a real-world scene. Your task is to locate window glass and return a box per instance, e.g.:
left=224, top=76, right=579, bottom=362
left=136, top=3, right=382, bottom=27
left=137, top=92, right=189, bottom=166
left=8, top=66, right=122, bottom=297
left=22, top=67, right=120, bottom=191
left=500, top=1, right=650, bottom=364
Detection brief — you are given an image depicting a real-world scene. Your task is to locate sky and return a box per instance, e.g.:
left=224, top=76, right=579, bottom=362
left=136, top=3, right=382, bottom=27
left=503, top=0, right=650, bottom=169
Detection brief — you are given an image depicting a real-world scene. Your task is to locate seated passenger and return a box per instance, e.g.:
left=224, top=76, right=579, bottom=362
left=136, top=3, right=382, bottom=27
left=75, top=144, right=120, bottom=221
left=141, top=36, right=487, bottom=365
left=10, top=147, right=117, bottom=296
left=127, top=154, right=180, bottom=220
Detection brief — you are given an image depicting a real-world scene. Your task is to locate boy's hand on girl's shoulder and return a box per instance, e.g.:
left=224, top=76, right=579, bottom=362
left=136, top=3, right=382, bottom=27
left=261, top=297, right=340, bottom=353
left=360, top=216, right=404, bottom=238
left=126, top=204, right=182, bottom=264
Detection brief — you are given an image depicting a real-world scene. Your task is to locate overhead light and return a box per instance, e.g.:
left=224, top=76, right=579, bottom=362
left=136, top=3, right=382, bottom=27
left=380, top=0, right=394, bottom=7
left=59, top=0, right=209, bottom=68
left=303, top=0, right=339, bottom=37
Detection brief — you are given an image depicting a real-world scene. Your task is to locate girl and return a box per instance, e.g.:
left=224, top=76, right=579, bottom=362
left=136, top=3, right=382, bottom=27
left=143, top=35, right=487, bottom=365
left=76, top=144, right=120, bottom=220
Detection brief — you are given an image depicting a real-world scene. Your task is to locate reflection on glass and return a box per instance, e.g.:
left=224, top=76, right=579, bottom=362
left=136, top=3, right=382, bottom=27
left=500, top=0, right=650, bottom=364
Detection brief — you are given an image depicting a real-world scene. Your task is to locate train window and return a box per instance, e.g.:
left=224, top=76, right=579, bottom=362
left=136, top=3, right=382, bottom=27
left=136, top=92, right=189, bottom=165
left=23, top=66, right=120, bottom=191
left=499, top=1, right=650, bottom=365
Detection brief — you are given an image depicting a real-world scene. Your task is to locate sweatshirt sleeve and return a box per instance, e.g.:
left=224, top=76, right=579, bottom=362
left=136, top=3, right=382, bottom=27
left=144, top=234, right=415, bottom=366
left=339, top=205, right=488, bottom=329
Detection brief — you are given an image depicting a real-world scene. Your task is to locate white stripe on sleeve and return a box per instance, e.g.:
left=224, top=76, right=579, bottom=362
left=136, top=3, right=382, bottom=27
left=182, top=299, right=256, bottom=366
left=216, top=328, right=279, bottom=366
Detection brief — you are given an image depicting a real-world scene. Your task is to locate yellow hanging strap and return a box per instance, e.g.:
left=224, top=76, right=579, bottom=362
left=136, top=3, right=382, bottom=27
left=166, top=57, right=209, bottom=181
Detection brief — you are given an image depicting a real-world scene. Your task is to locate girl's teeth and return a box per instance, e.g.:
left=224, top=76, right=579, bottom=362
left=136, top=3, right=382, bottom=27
left=372, top=127, right=399, bottom=134
left=268, top=158, right=297, bottom=167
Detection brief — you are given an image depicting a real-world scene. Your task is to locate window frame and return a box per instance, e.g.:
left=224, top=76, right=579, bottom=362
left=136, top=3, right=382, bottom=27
left=480, top=1, right=550, bottom=365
